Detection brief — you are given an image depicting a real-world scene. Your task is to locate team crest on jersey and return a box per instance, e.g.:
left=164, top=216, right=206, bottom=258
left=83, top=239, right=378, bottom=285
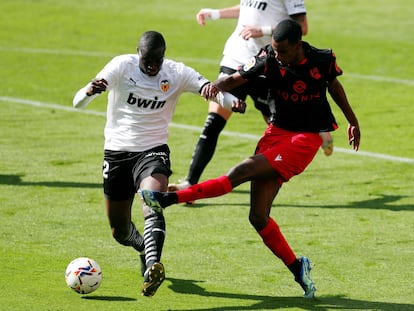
left=160, top=80, right=170, bottom=93
left=310, top=67, right=321, bottom=80
left=243, top=57, right=256, bottom=72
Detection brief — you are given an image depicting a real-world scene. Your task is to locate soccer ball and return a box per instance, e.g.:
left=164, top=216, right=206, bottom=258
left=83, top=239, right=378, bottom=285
left=65, top=257, right=102, bottom=294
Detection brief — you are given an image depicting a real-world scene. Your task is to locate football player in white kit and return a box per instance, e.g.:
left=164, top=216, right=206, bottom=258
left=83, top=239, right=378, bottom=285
left=73, top=31, right=245, bottom=297
left=170, top=1, right=332, bottom=193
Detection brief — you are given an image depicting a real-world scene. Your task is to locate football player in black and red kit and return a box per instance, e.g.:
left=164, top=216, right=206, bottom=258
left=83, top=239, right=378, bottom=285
left=140, top=20, right=360, bottom=298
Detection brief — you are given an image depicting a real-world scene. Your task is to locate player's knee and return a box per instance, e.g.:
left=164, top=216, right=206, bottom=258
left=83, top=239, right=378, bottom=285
left=228, top=160, right=256, bottom=182
left=249, top=213, right=268, bottom=231
left=208, top=102, right=232, bottom=118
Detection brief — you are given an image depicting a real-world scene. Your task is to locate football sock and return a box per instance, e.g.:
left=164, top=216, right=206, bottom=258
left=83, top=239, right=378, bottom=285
left=177, top=175, right=233, bottom=203
left=128, top=222, right=145, bottom=252
left=186, top=112, right=226, bottom=185
left=143, top=212, right=166, bottom=267
left=117, top=222, right=145, bottom=253
left=257, top=217, right=297, bottom=266
left=288, top=258, right=302, bottom=278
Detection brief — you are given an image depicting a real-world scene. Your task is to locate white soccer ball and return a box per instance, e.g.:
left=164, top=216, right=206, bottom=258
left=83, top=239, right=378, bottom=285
left=65, top=257, right=102, bottom=294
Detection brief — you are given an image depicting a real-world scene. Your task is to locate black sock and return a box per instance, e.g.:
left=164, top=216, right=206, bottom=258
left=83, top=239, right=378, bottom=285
left=129, top=222, right=145, bottom=252
left=186, top=112, right=226, bottom=185
left=117, top=222, right=145, bottom=252
left=143, top=213, right=166, bottom=267
left=288, top=258, right=301, bottom=279
left=160, top=192, right=178, bottom=207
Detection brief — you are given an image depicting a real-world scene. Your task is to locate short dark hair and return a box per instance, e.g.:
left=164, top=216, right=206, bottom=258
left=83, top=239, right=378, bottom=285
left=138, top=31, right=166, bottom=54
left=272, top=19, right=302, bottom=44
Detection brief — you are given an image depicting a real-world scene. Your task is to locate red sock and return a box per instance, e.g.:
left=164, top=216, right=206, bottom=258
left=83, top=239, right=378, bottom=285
left=177, top=176, right=233, bottom=203
left=258, top=217, right=296, bottom=266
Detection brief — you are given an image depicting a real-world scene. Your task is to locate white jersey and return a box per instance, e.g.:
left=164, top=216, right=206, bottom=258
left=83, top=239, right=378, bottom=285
left=79, top=54, right=209, bottom=152
left=221, top=0, right=306, bottom=69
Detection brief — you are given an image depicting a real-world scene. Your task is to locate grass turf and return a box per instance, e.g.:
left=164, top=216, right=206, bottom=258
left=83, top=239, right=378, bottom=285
left=0, top=0, right=413, bottom=310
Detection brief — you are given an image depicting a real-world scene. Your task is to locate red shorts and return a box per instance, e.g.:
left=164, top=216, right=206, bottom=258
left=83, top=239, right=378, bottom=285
left=255, top=125, right=322, bottom=185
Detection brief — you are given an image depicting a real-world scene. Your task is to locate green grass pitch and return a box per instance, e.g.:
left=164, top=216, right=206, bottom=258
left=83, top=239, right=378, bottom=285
left=0, top=0, right=413, bottom=310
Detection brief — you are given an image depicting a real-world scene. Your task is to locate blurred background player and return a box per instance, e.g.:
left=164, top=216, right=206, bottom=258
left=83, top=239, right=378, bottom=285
left=169, top=1, right=333, bottom=194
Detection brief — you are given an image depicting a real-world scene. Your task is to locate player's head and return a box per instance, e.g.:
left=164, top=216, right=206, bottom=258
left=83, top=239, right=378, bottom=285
left=137, top=31, right=166, bottom=76
left=271, top=19, right=303, bottom=66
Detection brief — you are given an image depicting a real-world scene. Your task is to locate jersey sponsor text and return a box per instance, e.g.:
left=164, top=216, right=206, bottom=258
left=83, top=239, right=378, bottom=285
left=127, top=93, right=166, bottom=109
left=241, top=0, right=267, bottom=11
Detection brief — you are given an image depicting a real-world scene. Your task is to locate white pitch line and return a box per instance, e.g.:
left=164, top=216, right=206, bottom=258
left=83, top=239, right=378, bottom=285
left=1, top=46, right=414, bottom=86
left=1, top=96, right=414, bottom=164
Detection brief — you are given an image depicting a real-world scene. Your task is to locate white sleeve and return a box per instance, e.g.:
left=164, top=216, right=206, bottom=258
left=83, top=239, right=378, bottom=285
left=73, top=82, right=99, bottom=108
left=215, top=92, right=239, bottom=110
left=285, top=0, right=306, bottom=15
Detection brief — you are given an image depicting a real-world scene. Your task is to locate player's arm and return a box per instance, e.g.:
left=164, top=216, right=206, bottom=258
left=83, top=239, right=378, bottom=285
left=328, top=78, right=360, bottom=151
left=201, top=72, right=248, bottom=100
left=200, top=82, right=246, bottom=113
left=196, top=5, right=240, bottom=26
left=206, top=50, right=265, bottom=96
left=240, top=25, right=272, bottom=40
left=240, top=12, right=308, bottom=40
left=73, top=78, right=108, bottom=108
left=215, top=92, right=246, bottom=113
left=215, top=72, right=248, bottom=91
left=290, top=13, right=308, bottom=35
left=201, top=74, right=248, bottom=113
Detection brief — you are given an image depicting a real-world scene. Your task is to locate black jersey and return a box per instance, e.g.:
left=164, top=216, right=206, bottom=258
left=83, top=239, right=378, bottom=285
left=239, top=42, right=340, bottom=132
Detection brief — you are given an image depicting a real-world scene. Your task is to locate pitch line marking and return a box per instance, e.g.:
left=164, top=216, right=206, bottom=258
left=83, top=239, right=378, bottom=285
left=1, top=46, right=414, bottom=86
left=1, top=96, right=413, bottom=164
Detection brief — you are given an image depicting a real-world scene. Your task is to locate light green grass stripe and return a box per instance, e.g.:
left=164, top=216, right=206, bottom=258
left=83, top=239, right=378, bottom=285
left=2, top=95, right=414, bottom=164
left=1, top=46, right=414, bottom=86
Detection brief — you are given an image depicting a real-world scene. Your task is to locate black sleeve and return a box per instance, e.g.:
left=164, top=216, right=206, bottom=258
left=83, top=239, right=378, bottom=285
left=238, top=55, right=266, bottom=79
left=238, top=44, right=275, bottom=80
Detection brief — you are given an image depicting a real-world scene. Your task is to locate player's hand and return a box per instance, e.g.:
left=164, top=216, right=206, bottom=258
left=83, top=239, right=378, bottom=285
left=239, top=25, right=263, bottom=40
left=196, top=9, right=216, bottom=26
left=231, top=99, right=246, bottom=114
left=201, top=83, right=219, bottom=100
left=348, top=124, right=360, bottom=151
left=86, top=79, right=108, bottom=96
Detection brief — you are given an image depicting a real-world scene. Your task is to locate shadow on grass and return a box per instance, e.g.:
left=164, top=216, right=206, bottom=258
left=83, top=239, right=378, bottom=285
left=0, top=174, right=101, bottom=188
left=280, top=194, right=413, bottom=211
left=81, top=295, right=136, bottom=301
left=166, top=277, right=414, bottom=311
left=1, top=174, right=412, bottom=211
left=183, top=191, right=414, bottom=212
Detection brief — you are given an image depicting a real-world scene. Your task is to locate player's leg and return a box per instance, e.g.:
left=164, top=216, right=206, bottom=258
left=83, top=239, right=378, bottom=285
left=105, top=198, right=144, bottom=251
left=141, top=154, right=276, bottom=208
left=103, top=152, right=146, bottom=274
left=248, top=129, right=318, bottom=298
left=250, top=178, right=316, bottom=298
left=135, top=145, right=172, bottom=297
left=249, top=178, right=296, bottom=261
left=139, top=173, right=168, bottom=297
left=174, top=103, right=230, bottom=189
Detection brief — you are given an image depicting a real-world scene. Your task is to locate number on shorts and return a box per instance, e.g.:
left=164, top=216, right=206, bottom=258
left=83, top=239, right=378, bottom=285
left=102, top=160, right=109, bottom=179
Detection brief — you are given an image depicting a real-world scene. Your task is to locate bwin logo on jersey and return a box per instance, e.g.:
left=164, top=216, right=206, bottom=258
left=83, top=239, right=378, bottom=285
left=241, top=0, right=267, bottom=10
left=127, top=93, right=166, bottom=109
left=160, top=80, right=170, bottom=93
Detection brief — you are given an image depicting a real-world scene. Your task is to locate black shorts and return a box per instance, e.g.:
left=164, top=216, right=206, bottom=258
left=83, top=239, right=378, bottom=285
left=220, top=66, right=271, bottom=117
left=102, top=145, right=172, bottom=201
